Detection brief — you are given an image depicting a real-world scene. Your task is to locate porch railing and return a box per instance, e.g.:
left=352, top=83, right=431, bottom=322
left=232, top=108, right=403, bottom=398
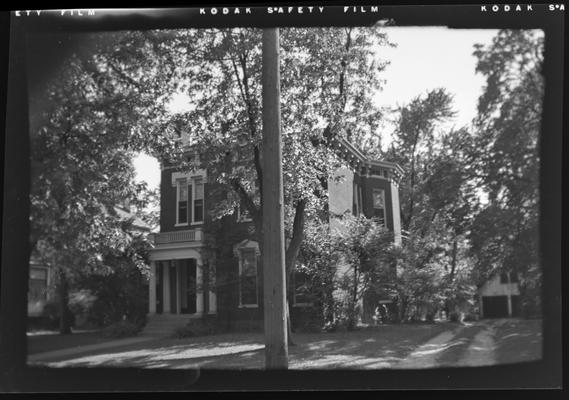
left=153, top=229, right=202, bottom=244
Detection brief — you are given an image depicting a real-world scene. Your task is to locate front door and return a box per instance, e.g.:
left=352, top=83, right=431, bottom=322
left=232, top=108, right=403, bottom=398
left=180, top=259, right=197, bottom=314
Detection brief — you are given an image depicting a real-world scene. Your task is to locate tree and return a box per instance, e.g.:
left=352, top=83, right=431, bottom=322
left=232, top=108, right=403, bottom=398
left=382, top=89, right=479, bottom=320
left=331, top=215, right=395, bottom=329
left=29, top=32, right=181, bottom=333
left=149, top=27, right=392, bottom=336
left=469, top=30, right=543, bottom=316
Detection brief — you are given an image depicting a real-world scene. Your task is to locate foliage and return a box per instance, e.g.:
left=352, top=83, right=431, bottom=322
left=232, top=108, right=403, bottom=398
left=101, top=320, right=141, bottom=338
left=298, top=219, right=340, bottom=327
left=75, top=254, right=149, bottom=328
left=29, top=31, right=179, bottom=333
left=469, top=29, right=543, bottom=316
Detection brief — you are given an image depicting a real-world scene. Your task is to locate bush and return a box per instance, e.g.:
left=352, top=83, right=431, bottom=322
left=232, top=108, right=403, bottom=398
left=102, top=320, right=141, bottom=338
left=173, top=319, right=217, bottom=338
left=449, top=311, right=461, bottom=322
left=76, top=260, right=148, bottom=328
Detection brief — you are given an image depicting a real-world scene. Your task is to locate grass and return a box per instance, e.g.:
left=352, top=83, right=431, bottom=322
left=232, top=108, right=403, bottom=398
left=29, top=319, right=543, bottom=370
left=34, top=322, right=454, bottom=369
left=492, top=318, right=542, bottom=364
left=434, top=323, right=485, bottom=366
left=27, top=329, right=116, bottom=355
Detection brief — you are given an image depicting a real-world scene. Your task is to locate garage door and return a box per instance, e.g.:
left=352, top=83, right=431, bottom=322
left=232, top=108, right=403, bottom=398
left=482, top=296, right=509, bottom=318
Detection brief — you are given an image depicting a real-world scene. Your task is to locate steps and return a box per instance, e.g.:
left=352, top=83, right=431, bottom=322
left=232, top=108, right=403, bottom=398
left=141, top=314, right=193, bottom=337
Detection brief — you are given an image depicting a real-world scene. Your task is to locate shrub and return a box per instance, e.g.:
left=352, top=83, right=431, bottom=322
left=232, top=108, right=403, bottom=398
left=101, top=320, right=141, bottom=338
left=449, top=312, right=461, bottom=322
left=462, top=313, right=478, bottom=322
left=76, top=260, right=148, bottom=328
left=173, top=319, right=217, bottom=338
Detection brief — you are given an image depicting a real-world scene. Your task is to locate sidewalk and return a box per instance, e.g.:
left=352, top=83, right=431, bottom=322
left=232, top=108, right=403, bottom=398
left=28, top=336, right=158, bottom=363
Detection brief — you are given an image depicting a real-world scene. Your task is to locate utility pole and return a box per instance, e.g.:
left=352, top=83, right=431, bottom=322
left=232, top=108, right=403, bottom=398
left=261, top=27, right=288, bottom=369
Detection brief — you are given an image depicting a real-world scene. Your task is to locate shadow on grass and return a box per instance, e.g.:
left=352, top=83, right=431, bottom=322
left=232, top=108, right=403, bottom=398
left=38, top=323, right=455, bottom=370
left=492, top=319, right=542, bottom=364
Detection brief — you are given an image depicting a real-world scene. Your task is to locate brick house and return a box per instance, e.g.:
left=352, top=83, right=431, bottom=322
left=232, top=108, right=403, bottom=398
left=145, top=133, right=403, bottom=334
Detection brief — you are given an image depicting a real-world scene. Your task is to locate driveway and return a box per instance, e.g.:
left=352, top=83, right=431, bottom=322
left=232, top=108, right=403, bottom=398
left=28, top=318, right=541, bottom=370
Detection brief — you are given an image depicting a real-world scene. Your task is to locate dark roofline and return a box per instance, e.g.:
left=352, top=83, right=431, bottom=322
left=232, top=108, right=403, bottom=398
left=325, top=129, right=404, bottom=181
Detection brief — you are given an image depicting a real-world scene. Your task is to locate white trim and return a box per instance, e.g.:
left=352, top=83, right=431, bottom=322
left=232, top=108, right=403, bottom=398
left=149, top=261, right=157, bottom=314
left=175, top=223, right=189, bottom=227
left=236, top=206, right=253, bottom=223
left=238, top=304, right=259, bottom=309
left=150, top=247, right=203, bottom=262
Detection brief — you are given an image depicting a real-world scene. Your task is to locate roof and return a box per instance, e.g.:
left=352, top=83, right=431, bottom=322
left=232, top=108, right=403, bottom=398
left=325, top=129, right=404, bottom=182
left=112, top=206, right=152, bottom=232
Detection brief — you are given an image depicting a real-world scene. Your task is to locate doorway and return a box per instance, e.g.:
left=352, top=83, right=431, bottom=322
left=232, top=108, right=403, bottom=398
left=180, top=259, right=197, bottom=314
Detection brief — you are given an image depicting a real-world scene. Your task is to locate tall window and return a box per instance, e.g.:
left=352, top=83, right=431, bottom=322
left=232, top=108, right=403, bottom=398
left=29, top=267, right=48, bottom=302
left=372, top=189, right=386, bottom=225
left=193, top=178, right=204, bottom=223
left=239, top=248, right=258, bottom=307
left=177, top=178, right=189, bottom=225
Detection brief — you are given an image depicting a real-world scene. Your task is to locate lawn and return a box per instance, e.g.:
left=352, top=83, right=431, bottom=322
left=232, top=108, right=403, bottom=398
left=492, top=318, right=542, bottom=364
left=34, top=323, right=454, bottom=369
left=27, top=329, right=115, bottom=355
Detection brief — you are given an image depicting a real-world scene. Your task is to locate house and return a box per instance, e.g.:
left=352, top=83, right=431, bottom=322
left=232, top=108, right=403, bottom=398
left=478, top=271, right=521, bottom=318
left=145, top=131, right=403, bottom=334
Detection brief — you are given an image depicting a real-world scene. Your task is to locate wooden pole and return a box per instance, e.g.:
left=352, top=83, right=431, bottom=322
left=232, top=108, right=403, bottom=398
left=261, top=27, right=288, bottom=369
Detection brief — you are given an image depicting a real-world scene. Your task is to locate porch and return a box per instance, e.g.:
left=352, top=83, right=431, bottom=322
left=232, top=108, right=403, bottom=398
left=148, top=243, right=216, bottom=317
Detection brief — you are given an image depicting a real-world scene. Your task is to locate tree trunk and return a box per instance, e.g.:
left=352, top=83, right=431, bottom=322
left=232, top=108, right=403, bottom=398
left=284, top=198, right=307, bottom=346
left=58, top=269, right=72, bottom=335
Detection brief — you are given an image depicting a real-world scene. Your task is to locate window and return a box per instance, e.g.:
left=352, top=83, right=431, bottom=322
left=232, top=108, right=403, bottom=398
left=510, top=272, right=518, bottom=283
left=500, top=272, right=509, bottom=284
left=176, top=176, right=205, bottom=225
left=176, top=178, right=189, bottom=225
left=29, top=267, right=48, bottom=302
left=237, top=204, right=252, bottom=222
left=239, top=248, right=258, bottom=307
left=193, top=178, right=204, bottom=223
left=372, top=189, right=386, bottom=225
left=293, top=269, right=312, bottom=306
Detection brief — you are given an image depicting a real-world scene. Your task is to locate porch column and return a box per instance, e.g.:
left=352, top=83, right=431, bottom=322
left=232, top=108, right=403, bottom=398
left=163, top=261, right=171, bottom=313
left=208, top=262, right=217, bottom=314
left=176, top=261, right=181, bottom=315
left=149, top=261, right=157, bottom=314
left=196, top=260, right=204, bottom=315
left=507, top=295, right=512, bottom=317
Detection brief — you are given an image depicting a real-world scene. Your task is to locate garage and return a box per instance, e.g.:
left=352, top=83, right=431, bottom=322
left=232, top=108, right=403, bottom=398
left=482, top=295, right=509, bottom=318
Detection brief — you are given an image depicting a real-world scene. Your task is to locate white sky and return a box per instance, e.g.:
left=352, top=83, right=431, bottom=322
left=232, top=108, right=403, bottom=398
left=134, top=27, right=499, bottom=190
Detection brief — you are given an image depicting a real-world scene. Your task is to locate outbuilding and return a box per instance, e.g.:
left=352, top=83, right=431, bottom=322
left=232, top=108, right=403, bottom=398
left=479, top=271, right=521, bottom=318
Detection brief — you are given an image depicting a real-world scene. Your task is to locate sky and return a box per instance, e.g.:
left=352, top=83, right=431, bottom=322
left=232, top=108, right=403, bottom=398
left=133, top=27, right=499, bottom=190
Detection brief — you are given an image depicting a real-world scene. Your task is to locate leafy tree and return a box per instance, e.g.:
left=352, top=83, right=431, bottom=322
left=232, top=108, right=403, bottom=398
left=148, top=27, right=392, bottom=338
left=469, top=30, right=543, bottom=316
left=330, top=215, right=395, bottom=330
left=29, top=32, right=180, bottom=333
left=383, top=89, right=479, bottom=320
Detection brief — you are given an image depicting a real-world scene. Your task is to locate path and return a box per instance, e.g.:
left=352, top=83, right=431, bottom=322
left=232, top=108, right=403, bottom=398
left=394, top=326, right=465, bottom=369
